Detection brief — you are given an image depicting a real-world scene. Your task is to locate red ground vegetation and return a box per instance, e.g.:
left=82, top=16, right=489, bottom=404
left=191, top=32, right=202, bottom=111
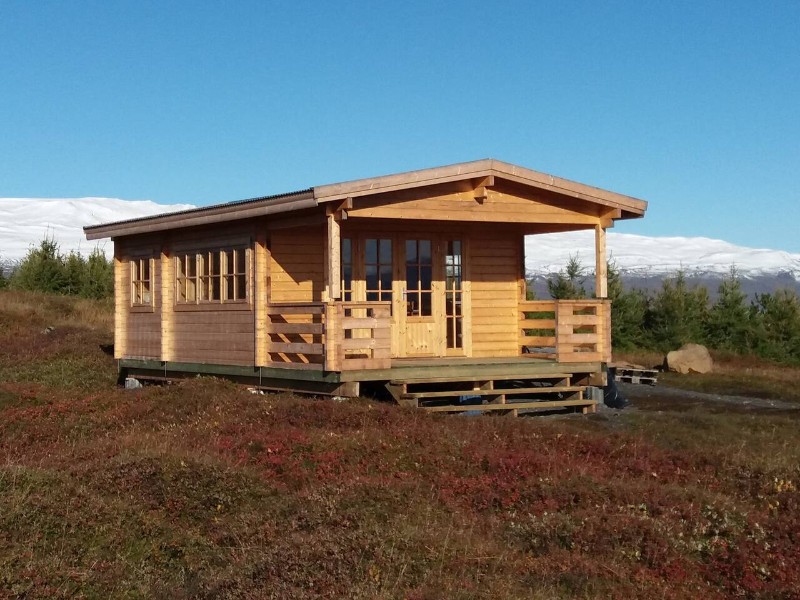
left=1, top=290, right=799, bottom=598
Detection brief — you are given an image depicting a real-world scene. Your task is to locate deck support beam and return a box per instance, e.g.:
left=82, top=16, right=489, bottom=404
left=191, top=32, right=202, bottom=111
left=594, top=224, right=607, bottom=299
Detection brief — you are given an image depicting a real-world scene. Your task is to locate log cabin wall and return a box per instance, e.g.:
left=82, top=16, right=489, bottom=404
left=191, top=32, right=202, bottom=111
left=268, top=225, right=326, bottom=303
left=169, top=224, right=257, bottom=366
left=469, top=230, right=522, bottom=358
left=266, top=225, right=326, bottom=365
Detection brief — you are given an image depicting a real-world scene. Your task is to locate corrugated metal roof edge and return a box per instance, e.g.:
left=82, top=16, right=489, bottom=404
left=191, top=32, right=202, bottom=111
left=82, top=188, right=314, bottom=233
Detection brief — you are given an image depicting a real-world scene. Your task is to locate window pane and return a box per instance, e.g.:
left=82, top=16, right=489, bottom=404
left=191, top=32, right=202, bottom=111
left=224, top=275, right=234, bottom=300
left=226, top=250, right=234, bottom=274
left=380, top=291, right=392, bottom=302
left=366, top=239, right=377, bottom=264
left=366, top=291, right=378, bottom=302
left=379, top=239, right=391, bottom=261
left=199, top=254, right=208, bottom=277
left=187, top=278, right=196, bottom=302
left=420, top=291, right=432, bottom=316
left=237, top=249, right=246, bottom=274
left=236, top=274, right=246, bottom=300
left=342, top=239, right=351, bottom=264
left=406, top=266, right=419, bottom=288
left=211, top=278, right=220, bottom=301
left=420, top=240, right=431, bottom=263
left=212, top=252, right=221, bottom=275
left=380, top=265, right=392, bottom=290
left=366, top=264, right=378, bottom=290
left=188, top=255, right=197, bottom=277
left=405, top=240, right=416, bottom=263
left=142, top=280, right=151, bottom=304
left=142, top=259, right=150, bottom=281
left=343, top=264, right=352, bottom=288
left=420, top=266, right=432, bottom=290
left=176, top=256, right=185, bottom=277
left=131, top=260, right=139, bottom=281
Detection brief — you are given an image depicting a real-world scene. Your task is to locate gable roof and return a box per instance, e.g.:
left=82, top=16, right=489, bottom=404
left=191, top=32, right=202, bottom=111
left=84, top=159, right=647, bottom=240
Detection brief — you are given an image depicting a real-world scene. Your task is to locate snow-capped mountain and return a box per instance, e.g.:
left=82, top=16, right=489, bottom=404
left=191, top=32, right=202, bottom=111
left=525, top=231, right=800, bottom=280
left=0, top=197, right=195, bottom=261
left=1, top=198, right=799, bottom=287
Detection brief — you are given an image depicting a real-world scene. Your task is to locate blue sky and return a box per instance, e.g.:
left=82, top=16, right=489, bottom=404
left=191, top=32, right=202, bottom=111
left=1, top=1, right=798, bottom=250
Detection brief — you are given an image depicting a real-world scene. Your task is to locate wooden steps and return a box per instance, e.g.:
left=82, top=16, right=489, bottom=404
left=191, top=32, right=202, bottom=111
left=388, top=370, right=597, bottom=416
left=422, top=398, right=596, bottom=414
left=401, top=385, right=586, bottom=400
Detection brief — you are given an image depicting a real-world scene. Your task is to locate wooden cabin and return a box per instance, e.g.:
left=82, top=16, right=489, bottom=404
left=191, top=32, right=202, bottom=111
left=84, top=159, right=647, bottom=414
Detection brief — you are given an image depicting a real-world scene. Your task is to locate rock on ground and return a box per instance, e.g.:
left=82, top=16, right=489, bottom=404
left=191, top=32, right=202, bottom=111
left=666, top=343, right=713, bottom=374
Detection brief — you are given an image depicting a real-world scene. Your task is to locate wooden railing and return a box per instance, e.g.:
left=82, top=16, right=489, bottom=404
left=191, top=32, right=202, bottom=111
left=325, top=301, right=392, bottom=371
left=519, top=299, right=611, bottom=363
left=266, top=301, right=391, bottom=372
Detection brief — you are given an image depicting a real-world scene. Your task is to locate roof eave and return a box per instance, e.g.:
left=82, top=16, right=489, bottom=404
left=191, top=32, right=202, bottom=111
left=313, top=158, right=647, bottom=217
left=83, top=190, right=316, bottom=240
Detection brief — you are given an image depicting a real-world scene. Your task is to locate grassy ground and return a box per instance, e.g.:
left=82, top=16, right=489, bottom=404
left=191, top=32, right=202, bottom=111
left=1, top=289, right=799, bottom=599
left=615, top=349, right=800, bottom=404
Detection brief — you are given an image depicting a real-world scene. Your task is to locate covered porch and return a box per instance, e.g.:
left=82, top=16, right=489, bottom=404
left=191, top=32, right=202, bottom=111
left=262, top=297, right=611, bottom=373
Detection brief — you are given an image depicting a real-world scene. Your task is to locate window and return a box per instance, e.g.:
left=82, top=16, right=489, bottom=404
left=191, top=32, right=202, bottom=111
left=131, top=257, right=153, bottom=306
left=176, top=254, right=197, bottom=302
left=176, top=247, right=249, bottom=304
left=224, top=248, right=248, bottom=301
left=366, top=238, right=392, bottom=302
left=445, top=240, right=463, bottom=349
left=405, top=239, right=432, bottom=316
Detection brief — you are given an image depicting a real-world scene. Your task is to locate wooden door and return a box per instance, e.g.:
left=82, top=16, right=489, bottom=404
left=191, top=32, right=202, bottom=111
left=402, top=238, right=439, bottom=356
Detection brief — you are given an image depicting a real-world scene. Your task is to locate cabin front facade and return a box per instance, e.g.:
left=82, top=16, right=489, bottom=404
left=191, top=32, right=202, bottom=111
left=85, top=160, right=647, bottom=413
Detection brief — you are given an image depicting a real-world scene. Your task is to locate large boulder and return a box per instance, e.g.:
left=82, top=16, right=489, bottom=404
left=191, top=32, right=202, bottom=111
left=665, top=343, right=713, bottom=374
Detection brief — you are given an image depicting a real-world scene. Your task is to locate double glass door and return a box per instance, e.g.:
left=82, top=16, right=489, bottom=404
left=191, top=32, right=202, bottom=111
left=341, top=235, right=465, bottom=357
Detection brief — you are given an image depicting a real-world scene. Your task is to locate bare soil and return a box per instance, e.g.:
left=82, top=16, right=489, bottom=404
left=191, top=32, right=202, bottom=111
left=615, top=381, right=800, bottom=415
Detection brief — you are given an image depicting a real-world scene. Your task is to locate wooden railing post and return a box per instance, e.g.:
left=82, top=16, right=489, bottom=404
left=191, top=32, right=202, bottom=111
left=325, top=302, right=342, bottom=371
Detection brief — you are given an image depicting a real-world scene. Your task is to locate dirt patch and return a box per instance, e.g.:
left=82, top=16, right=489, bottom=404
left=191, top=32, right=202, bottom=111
left=618, top=381, right=800, bottom=416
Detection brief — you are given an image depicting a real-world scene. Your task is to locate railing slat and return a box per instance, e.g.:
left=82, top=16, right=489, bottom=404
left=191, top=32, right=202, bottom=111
left=266, top=322, right=324, bottom=335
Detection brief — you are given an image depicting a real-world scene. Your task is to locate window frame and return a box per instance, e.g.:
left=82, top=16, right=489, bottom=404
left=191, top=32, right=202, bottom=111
left=174, top=245, right=251, bottom=310
left=130, top=256, right=154, bottom=309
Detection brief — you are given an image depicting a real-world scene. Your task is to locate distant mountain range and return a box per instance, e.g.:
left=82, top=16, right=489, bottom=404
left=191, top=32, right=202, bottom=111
left=2, top=197, right=799, bottom=296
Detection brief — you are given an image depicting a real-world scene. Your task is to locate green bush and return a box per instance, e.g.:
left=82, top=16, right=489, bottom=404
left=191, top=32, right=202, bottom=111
left=547, top=258, right=800, bottom=365
left=7, top=238, right=113, bottom=299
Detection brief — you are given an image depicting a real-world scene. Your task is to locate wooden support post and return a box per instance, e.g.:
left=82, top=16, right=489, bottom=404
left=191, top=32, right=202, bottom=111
left=160, top=248, right=174, bottom=362
left=113, top=251, right=128, bottom=359
left=254, top=229, right=269, bottom=366
left=595, top=224, right=607, bottom=299
left=324, top=302, right=343, bottom=371
left=326, top=209, right=341, bottom=300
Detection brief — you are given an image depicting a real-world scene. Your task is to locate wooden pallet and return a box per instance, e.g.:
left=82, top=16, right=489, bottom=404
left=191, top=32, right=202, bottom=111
left=614, top=366, right=658, bottom=386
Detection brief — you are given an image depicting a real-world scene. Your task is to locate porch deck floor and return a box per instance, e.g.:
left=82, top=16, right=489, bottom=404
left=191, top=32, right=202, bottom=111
left=391, top=355, right=552, bottom=368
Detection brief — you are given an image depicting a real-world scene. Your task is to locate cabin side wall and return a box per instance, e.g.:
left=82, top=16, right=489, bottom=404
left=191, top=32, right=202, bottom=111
left=116, top=240, right=162, bottom=359
left=116, top=223, right=262, bottom=367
